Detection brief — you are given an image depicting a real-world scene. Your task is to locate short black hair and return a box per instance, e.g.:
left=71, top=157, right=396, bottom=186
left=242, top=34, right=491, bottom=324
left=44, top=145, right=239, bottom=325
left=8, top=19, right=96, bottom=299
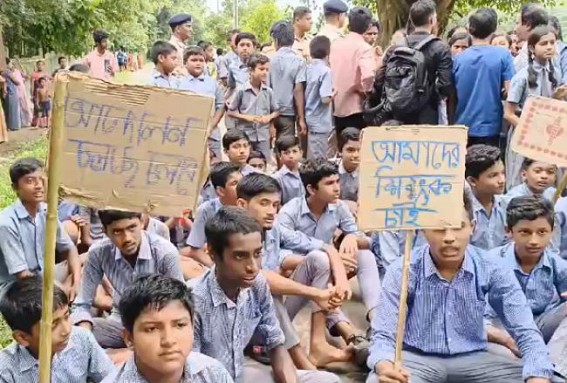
left=58, top=56, right=67, bottom=64
left=369, top=19, right=381, bottom=31
left=236, top=32, right=257, bottom=46
left=9, top=157, right=43, bottom=185
left=506, top=196, right=554, bottom=229
left=237, top=173, right=282, bottom=201
left=348, top=7, right=373, bottom=34
left=271, top=21, right=294, bottom=47
left=300, top=158, right=338, bottom=192
left=521, top=3, right=549, bottom=30
left=449, top=32, right=472, bottom=47
left=69, top=63, right=90, bottom=73
left=465, top=144, right=503, bottom=179
left=293, top=6, right=312, bottom=21
left=223, top=129, right=250, bottom=150
left=489, top=31, right=511, bottom=46
left=205, top=206, right=264, bottom=259
left=199, top=41, right=213, bottom=50
left=0, top=276, right=68, bottom=334
left=210, top=161, right=241, bottom=189
left=247, top=54, right=269, bottom=70
left=409, top=0, right=436, bottom=28
left=468, top=8, right=498, bottom=39
left=275, top=136, right=301, bottom=154
left=338, top=127, right=360, bottom=152
left=150, top=41, right=177, bottom=65
left=184, top=45, right=205, bottom=64
left=549, top=15, right=563, bottom=40
left=93, top=30, right=109, bottom=44
left=310, top=35, right=331, bottom=59
left=216, top=48, right=224, bottom=56
left=98, top=210, right=142, bottom=227
left=247, top=150, right=266, bottom=164
left=447, top=25, right=467, bottom=39
left=119, top=274, right=194, bottom=333
left=521, top=157, right=556, bottom=171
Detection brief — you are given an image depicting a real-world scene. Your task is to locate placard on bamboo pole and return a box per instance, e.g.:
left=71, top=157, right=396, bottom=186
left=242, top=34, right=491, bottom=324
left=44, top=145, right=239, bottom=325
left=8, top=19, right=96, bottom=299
left=357, top=125, right=467, bottom=369
left=38, top=74, right=67, bottom=383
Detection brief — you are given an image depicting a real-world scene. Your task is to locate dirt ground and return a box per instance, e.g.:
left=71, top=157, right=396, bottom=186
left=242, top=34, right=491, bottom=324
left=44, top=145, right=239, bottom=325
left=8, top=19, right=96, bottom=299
left=0, top=126, right=46, bottom=158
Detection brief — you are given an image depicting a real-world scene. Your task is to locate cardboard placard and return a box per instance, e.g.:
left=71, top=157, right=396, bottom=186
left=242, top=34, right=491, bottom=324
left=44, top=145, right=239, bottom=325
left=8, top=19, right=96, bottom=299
left=58, top=73, right=213, bottom=217
left=357, top=125, right=467, bottom=231
left=510, top=96, right=567, bottom=166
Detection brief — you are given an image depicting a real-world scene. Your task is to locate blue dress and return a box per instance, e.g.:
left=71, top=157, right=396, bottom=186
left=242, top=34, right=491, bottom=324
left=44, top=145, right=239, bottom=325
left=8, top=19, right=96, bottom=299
left=2, top=71, right=21, bottom=131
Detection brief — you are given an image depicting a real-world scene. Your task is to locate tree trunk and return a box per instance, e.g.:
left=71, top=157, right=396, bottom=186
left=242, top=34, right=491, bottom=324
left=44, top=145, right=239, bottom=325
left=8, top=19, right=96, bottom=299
left=377, top=0, right=457, bottom=46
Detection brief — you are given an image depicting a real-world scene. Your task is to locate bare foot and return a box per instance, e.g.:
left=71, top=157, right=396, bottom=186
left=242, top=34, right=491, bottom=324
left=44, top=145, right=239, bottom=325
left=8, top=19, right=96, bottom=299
left=309, top=343, right=354, bottom=367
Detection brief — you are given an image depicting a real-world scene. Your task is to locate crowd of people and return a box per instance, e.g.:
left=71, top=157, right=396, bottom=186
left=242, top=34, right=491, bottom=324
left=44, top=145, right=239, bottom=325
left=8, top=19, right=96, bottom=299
left=2, top=1, right=567, bottom=383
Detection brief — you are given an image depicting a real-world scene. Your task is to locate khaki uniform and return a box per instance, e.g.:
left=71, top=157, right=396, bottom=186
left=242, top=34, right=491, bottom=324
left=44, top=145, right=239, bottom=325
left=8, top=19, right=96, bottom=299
left=317, top=24, right=344, bottom=43
left=292, top=35, right=312, bottom=61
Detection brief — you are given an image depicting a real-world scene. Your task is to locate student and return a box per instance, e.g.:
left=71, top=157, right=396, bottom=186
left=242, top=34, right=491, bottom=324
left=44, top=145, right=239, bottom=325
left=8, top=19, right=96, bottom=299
left=222, top=129, right=258, bottom=176
left=226, top=32, right=257, bottom=99
left=178, top=46, right=225, bottom=160
left=227, top=53, right=278, bottom=165
left=0, top=276, right=114, bottom=382
left=193, top=206, right=339, bottom=383
left=305, top=35, right=333, bottom=160
left=247, top=150, right=267, bottom=173
left=449, top=32, right=472, bottom=56
left=278, top=158, right=381, bottom=362
left=485, top=196, right=567, bottom=363
left=366, top=197, right=557, bottom=383
left=103, top=275, right=234, bottom=383
left=236, top=173, right=347, bottom=371
left=553, top=196, right=567, bottom=259
left=465, top=144, right=509, bottom=250
left=219, top=29, right=242, bottom=86
left=269, top=21, right=307, bottom=144
left=505, top=25, right=559, bottom=190
left=272, top=136, right=304, bottom=205
left=149, top=40, right=179, bottom=88
left=72, top=210, right=184, bottom=351
left=337, top=127, right=361, bottom=204
left=453, top=8, right=514, bottom=147
left=491, top=31, right=512, bottom=50
left=505, top=158, right=557, bottom=202
left=0, top=158, right=81, bottom=300
left=182, top=162, right=242, bottom=267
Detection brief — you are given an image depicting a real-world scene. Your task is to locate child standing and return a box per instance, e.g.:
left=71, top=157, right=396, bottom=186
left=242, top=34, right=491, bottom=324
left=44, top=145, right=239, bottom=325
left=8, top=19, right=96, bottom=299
left=305, top=36, right=334, bottom=159
left=272, top=136, right=304, bottom=205
left=36, top=77, right=51, bottom=129
left=228, top=54, right=278, bottom=165
left=505, top=25, right=558, bottom=190
left=149, top=41, right=179, bottom=89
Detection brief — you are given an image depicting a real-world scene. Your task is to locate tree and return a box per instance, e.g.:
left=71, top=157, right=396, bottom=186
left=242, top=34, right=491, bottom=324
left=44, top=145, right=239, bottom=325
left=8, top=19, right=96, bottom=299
left=352, top=0, right=557, bottom=45
left=240, top=0, right=285, bottom=43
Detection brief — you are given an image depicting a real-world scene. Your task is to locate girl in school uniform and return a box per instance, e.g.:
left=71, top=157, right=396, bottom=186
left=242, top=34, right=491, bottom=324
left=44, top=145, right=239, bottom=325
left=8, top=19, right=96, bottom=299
left=504, top=25, right=559, bottom=190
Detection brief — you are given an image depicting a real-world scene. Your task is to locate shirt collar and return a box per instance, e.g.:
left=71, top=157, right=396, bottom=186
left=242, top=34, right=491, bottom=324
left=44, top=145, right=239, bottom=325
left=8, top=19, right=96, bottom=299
left=298, top=196, right=337, bottom=217
left=422, top=245, right=476, bottom=280
left=170, top=35, right=187, bottom=47
left=338, top=161, right=359, bottom=177
left=532, top=60, right=552, bottom=73
left=207, top=267, right=239, bottom=308
left=346, top=32, right=366, bottom=42
left=187, top=73, right=206, bottom=81
left=17, top=345, right=39, bottom=373
left=13, top=199, right=44, bottom=220
left=470, top=192, right=503, bottom=216
left=243, top=81, right=268, bottom=92
left=114, top=231, right=151, bottom=261
left=504, top=242, right=553, bottom=273
left=152, top=68, right=168, bottom=79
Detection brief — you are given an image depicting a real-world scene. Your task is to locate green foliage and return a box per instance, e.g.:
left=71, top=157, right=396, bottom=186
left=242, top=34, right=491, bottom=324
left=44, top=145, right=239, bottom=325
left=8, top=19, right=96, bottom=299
left=241, top=0, right=285, bottom=44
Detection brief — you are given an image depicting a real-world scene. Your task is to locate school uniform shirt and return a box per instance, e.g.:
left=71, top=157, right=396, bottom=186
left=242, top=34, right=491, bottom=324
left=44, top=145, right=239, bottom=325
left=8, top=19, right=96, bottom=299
left=178, top=73, right=225, bottom=142
left=272, top=166, right=304, bottom=205
left=101, top=352, right=233, bottom=383
left=469, top=193, right=509, bottom=250
left=508, top=61, right=556, bottom=108
left=305, top=59, right=333, bottom=134
left=338, top=161, right=359, bottom=202
left=505, top=182, right=556, bottom=203
left=219, top=51, right=239, bottom=80
left=146, top=217, right=170, bottom=241
left=555, top=197, right=567, bottom=259
left=453, top=46, right=514, bottom=138
left=150, top=68, right=179, bottom=88
left=371, top=230, right=427, bottom=269
left=277, top=197, right=369, bottom=247
left=78, top=206, right=104, bottom=242
left=514, top=43, right=563, bottom=81
left=191, top=268, right=285, bottom=382
left=227, top=58, right=249, bottom=90
left=228, top=81, right=274, bottom=143
left=486, top=243, right=567, bottom=317
left=268, top=47, right=307, bottom=117
left=0, top=200, right=74, bottom=297
left=185, top=198, right=223, bottom=248
left=368, top=244, right=555, bottom=380
left=72, top=231, right=184, bottom=325
left=0, top=327, right=114, bottom=383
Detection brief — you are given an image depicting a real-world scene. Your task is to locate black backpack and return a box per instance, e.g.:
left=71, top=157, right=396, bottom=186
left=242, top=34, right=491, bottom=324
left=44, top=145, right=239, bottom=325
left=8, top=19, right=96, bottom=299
left=383, top=35, right=438, bottom=116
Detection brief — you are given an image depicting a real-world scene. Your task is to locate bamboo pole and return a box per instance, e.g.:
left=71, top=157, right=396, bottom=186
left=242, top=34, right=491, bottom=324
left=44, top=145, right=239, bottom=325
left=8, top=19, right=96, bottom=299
left=553, top=173, right=567, bottom=204
left=394, top=229, right=414, bottom=369
left=38, top=74, right=67, bottom=383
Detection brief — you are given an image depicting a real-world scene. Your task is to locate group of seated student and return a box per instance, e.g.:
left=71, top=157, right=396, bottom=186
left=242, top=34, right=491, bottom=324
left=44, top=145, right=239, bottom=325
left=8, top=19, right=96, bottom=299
left=4, top=134, right=567, bottom=382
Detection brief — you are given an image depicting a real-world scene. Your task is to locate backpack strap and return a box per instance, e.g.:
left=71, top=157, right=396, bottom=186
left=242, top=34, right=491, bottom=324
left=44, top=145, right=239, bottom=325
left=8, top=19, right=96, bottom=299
left=414, top=35, right=438, bottom=51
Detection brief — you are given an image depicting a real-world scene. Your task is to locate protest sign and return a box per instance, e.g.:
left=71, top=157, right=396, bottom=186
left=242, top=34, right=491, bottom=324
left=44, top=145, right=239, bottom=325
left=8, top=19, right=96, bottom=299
left=58, top=73, right=213, bottom=217
left=510, top=96, right=567, bottom=167
left=357, top=125, right=467, bottom=231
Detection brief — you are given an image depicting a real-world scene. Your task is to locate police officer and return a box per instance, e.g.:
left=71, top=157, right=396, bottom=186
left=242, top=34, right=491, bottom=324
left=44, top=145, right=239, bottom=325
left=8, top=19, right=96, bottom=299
left=318, top=0, right=348, bottom=43
left=169, top=13, right=193, bottom=68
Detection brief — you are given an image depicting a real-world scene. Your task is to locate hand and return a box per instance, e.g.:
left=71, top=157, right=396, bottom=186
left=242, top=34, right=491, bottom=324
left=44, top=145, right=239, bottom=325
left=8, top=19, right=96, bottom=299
left=504, top=337, right=521, bottom=358
left=553, top=85, right=567, bottom=100
left=246, top=115, right=259, bottom=123
left=313, top=283, right=342, bottom=311
left=269, top=124, right=276, bottom=140
left=298, top=119, right=308, bottom=136
left=334, top=272, right=352, bottom=301
left=339, top=234, right=359, bottom=256
left=375, top=46, right=384, bottom=57
left=376, top=361, right=410, bottom=383
left=257, top=115, right=271, bottom=125
left=341, top=252, right=358, bottom=276
left=70, top=215, right=87, bottom=228
left=107, top=348, right=132, bottom=366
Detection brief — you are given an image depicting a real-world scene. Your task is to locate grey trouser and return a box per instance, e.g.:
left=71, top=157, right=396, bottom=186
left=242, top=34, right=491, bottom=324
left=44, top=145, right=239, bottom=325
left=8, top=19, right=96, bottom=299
left=366, top=350, right=525, bottom=383
left=273, top=295, right=300, bottom=350
left=208, top=138, right=221, bottom=161
left=92, top=316, right=126, bottom=349
left=274, top=115, right=296, bottom=141
left=243, top=357, right=341, bottom=382
left=250, top=139, right=273, bottom=165
left=307, top=132, right=329, bottom=159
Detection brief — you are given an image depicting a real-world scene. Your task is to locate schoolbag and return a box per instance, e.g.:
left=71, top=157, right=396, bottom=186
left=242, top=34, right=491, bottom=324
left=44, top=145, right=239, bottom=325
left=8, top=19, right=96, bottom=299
left=383, top=35, right=438, bottom=116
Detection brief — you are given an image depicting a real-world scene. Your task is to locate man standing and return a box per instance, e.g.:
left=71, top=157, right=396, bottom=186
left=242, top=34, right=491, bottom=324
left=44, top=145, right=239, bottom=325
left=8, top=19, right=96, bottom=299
left=84, top=30, right=118, bottom=80
left=329, top=7, right=375, bottom=132
left=168, top=13, right=193, bottom=68
left=292, top=7, right=313, bottom=61
left=318, top=0, right=348, bottom=43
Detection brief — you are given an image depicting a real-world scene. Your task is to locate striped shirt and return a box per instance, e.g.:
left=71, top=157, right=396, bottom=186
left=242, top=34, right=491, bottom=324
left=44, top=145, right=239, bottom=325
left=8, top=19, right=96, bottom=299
left=368, top=245, right=555, bottom=380
left=0, top=327, right=114, bottom=382
left=469, top=193, right=509, bottom=250
left=185, top=198, right=223, bottom=248
left=191, top=268, right=284, bottom=382
left=505, top=182, right=556, bottom=203
left=102, top=352, right=233, bottom=383
left=272, top=166, right=304, bottom=205
left=72, top=231, right=184, bottom=324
